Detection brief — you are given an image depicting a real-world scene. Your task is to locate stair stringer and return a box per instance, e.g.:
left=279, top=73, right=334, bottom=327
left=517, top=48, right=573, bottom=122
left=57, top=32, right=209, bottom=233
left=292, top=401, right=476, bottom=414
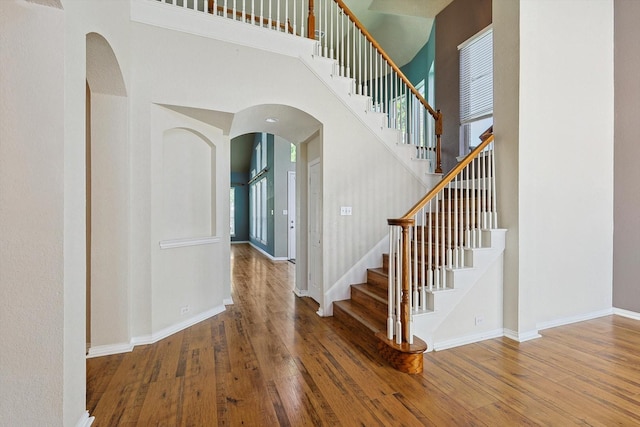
left=299, top=48, right=441, bottom=189
left=412, top=229, right=507, bottom=351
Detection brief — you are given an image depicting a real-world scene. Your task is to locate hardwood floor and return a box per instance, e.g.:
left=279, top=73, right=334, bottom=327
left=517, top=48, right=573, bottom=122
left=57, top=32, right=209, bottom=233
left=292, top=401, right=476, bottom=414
left=87, top=243, right=640, bottom=426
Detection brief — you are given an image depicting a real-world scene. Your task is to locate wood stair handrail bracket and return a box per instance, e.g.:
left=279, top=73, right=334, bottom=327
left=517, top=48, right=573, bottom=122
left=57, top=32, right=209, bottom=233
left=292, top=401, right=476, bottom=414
left=331, top=0, right=444, bottom=174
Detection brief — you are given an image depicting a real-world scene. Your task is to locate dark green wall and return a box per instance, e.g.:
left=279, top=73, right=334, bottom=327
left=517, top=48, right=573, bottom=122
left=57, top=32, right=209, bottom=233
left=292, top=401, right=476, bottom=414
left=400, top=24, right=436, bottom=96
left=230, top=172, right=249, bottom=242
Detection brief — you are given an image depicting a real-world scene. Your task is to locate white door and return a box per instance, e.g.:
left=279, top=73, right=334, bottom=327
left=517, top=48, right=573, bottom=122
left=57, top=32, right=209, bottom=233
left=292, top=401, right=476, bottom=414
left=308, top=160, right=322, bottom=304
left=287, top=171, right=296, bottom=260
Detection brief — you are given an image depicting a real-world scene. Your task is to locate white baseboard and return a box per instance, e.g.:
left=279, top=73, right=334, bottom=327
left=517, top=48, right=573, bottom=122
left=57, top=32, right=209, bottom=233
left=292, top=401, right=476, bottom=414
left=293, top=287, right=308, bottom=297
left=613, top=307, right=640, bottom=321
left=249, top=242, right=288, bottom=261
left=231, top=240, right=249, bottom=245
left=87, top=304, right=226, bottom=358
left=223, top=297, right=234, bottom=305
left=503, top=328, right=541, bottom=343
left=86, top=342, right=134, bottom=358
left=75, top=411, right=94, bottom=427
left=433, top=328, right=505, bottom=351
left=536, top=308, right=613, bottom=332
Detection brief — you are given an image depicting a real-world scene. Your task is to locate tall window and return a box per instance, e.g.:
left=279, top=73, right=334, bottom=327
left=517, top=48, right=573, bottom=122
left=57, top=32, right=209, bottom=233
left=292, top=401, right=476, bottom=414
left=459, top=26, right=493, bottom=154
left=412, top=80, right=426, bottom=147
left=250, top=134, right=268, bottom=245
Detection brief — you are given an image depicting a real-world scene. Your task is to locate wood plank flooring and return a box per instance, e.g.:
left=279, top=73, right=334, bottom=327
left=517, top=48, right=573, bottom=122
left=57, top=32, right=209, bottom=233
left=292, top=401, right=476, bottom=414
left=87, top=243, right=640, bottom=426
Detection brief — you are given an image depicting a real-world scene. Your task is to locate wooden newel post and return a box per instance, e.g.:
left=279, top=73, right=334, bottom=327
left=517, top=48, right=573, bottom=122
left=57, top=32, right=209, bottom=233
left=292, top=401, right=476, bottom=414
left=435, top=109, right=443, bottom=174
left=388, top=218, right=414, bottom=343
left=307, top=0, right=315, bottom=39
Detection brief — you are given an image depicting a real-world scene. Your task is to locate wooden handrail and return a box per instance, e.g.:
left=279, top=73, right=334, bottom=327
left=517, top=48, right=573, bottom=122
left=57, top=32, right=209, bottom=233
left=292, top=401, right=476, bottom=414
left=397, top=132, right=494, bottom=221
left=208, top=1, right=294, bottom=34
left=331, top=0, right=443, bottom=173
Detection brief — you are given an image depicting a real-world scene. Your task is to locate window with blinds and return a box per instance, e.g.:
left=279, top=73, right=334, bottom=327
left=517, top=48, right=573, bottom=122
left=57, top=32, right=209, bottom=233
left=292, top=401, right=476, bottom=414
left=459, top=26, right=493, bottom=153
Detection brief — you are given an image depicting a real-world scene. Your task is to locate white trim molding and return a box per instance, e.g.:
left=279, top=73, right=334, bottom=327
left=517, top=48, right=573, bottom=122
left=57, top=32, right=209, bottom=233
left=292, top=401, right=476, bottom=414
left=86, top=342, right=134, bottom=358
left=75, top=411, right=95, bottom=427
left=249, top=242, right=288, bottom=261
left=433, top=328, right=504, bottom=351
left=87, top=304, right=226, bottom=358
left=159, top=236, right=220, bottom=249
left=613, top=307, right=640, bottom=321
left=223, top=297, right=234, bottom=306
left=536, top=308, right=613, bottom=332
left=503, top=328, right=541, bottom=343
left=293, top=287, right=308, bottom=298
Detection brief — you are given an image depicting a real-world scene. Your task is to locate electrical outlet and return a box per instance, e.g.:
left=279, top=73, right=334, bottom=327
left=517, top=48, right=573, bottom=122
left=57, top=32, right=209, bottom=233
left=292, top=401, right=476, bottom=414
left=340, top=206, right=352, bottom=216
left=180, top=305, right=190, bottom=315
left=475, top=315, right=484, bottom=326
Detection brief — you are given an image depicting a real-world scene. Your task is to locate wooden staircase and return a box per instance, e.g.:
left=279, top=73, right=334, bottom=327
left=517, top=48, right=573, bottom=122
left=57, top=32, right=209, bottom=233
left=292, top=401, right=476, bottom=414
left=332, top=187, right=493, bottom=374
left=333, top=255, right=430, bottom=375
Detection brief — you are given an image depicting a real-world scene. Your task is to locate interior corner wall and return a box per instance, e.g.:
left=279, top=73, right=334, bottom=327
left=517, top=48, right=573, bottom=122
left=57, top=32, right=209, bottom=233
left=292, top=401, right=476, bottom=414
left=274, top=135, right=295, bottom=258
left=0, top=1, right=69, bottom=424
left=89, top=92, right=130, bottom=348
left=150, top=106, right=230, bottom=334
left=435, top=0, right=492, bottom=173
left=492, top=0, right=525, bottom=335
left=613, top=0, right=640, bottom=312
left=519, top=0, right=614, bottom=327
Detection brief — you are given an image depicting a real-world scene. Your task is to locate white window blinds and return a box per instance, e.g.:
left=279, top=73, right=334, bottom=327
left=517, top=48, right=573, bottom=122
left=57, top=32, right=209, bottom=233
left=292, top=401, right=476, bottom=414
left=459, top=28, right=493, bottom=124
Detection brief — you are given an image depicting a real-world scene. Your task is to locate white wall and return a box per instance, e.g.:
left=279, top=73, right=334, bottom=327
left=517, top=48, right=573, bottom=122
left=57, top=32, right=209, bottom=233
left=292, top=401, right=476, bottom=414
left=150, top=106, right=230, bottom=334
left=274, top=136, right=295, bottom=258
left=493, top=0, right=529, bottom=337
left=129, top=14, right=427, bottom=315
left=0, top=1, right=69, bottom=425
left=513, top=0, right=614, bottom=332
left=90, top=93, right=130, bottom=348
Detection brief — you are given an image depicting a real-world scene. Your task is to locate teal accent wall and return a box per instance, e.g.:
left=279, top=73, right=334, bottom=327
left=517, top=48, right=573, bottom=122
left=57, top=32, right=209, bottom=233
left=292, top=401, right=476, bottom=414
left=230, top=172, right=249, bottom=242
left=401, top=23, right=436, bottom=97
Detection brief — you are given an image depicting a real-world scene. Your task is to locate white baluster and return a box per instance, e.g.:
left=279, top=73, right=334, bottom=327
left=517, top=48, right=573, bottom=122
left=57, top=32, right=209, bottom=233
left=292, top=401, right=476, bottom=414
left=341, top=11, right=345, bottom=77
left=232, top=0, right=236, bottom=20
left=491, top=142, right=498, bottom=228
left=428, top=199, right=433, bottom=290
left=329, top=3, right=333, bottom=59
left=299, top=0, right=304, bottom=41
left=387, top=226, right=394, bottom=340
left=276, top=0, right=280, bottom=30
left=395, top=231, right=402, bottom=344
left=324, top=0, right=328, bottom=56
left=223, top=0, right=227, bottom=16
left=420, top=207, right=426, bottom=310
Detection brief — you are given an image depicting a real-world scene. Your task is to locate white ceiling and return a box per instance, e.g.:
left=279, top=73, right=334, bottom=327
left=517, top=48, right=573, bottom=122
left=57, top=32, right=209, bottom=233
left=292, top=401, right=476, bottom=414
left=342, top=0, right=453, bottom=67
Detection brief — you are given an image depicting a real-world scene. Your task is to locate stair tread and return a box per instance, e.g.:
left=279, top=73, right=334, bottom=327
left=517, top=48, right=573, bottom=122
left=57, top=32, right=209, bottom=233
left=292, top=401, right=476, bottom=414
left=352, top=283, right=388, bottom=301
left=369, top=267, right=388, bottom=276
left=333, top=299, right=385, bottom=333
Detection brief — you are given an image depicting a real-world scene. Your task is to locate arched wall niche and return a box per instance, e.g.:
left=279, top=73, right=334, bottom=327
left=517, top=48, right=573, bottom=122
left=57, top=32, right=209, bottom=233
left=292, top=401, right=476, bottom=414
left=161, top=127, right=217, bottom=240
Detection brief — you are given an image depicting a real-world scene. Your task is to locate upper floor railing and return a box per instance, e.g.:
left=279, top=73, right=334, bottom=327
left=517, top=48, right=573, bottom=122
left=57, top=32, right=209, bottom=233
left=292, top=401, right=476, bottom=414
left=155, top=0, right=443, bottom=173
